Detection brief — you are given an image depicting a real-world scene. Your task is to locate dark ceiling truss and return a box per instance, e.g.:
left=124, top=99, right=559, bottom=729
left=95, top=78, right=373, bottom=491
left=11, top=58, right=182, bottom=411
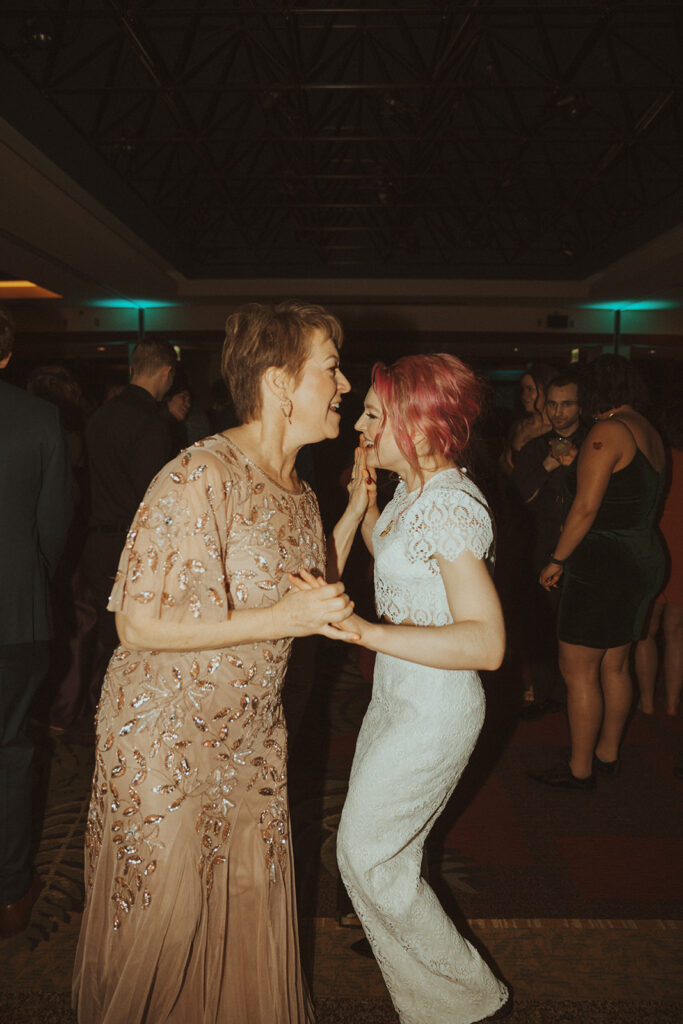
left=1, top=1, right=682, bottom=279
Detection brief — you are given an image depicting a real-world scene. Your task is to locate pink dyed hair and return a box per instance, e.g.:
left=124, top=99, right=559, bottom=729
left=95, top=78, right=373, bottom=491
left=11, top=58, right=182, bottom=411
left=371, top=353, right=484, bottom=480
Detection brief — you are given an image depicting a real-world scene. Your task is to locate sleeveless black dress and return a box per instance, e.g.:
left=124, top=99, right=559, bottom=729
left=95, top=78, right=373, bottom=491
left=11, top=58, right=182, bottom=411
left=558, top=436, right=665, bottom=649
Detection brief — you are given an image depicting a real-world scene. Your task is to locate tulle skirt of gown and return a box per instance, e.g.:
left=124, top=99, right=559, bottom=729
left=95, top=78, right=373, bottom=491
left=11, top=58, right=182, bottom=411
left=337, top=653, right=508, bottom=1024
left=72, top=647, right=314, bottom=1024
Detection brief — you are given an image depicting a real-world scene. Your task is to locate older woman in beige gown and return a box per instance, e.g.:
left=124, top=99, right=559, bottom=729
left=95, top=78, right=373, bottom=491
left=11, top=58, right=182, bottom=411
left=73, top=302, right=354, bottom=1023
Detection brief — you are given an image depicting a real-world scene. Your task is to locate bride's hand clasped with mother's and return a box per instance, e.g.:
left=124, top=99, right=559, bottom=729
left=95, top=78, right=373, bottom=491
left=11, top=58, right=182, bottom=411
left=288, top=568, right=365, bottom=643
left=275, top=574, right=358, bottom=640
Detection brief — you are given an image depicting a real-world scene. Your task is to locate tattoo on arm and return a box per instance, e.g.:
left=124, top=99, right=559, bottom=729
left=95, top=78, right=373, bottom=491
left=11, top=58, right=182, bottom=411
left=592, top=441, right=604, bottom=450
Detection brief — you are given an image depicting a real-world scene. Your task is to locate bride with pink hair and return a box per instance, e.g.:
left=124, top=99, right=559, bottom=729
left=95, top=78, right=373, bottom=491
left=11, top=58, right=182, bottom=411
left=295, top=352, right=510, bottom=1023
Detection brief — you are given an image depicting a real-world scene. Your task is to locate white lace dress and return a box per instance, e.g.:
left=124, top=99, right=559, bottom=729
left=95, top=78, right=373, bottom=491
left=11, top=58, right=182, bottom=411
left=336, top=468, right=508, bottom=1024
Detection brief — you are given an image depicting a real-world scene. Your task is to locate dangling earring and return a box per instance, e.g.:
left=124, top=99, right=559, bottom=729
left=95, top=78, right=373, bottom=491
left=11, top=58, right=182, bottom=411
left=280, top=397, right=293, bottom=423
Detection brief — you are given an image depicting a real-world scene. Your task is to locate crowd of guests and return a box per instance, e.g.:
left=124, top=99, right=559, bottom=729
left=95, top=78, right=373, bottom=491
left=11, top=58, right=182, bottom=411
left=0, top=301, right=680, bottom=1024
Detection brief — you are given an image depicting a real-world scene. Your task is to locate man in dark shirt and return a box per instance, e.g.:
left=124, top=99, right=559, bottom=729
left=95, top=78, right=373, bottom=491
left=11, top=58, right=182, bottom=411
left=512, top=373, right=587, bottom=717
left=86, top=342, right=176, bottom=532
left=76, top=338, right=176, bottom=726
left=0, top=312, right=72, bottom=934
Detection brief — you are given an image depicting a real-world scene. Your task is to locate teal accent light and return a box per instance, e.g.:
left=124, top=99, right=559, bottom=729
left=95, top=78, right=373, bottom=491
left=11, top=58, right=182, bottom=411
left=85, top=298, right=179, bottom=309
left=582, top=300, right=678, bottom=311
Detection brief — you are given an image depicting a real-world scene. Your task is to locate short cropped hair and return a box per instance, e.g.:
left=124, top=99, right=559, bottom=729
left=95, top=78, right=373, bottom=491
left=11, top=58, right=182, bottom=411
left=581, top=354, right=648, bottom=418
left=371, top=352, right=484, bottom=481
left=221, top=301, right=343, bottom=424
left=0, top=309, right=14, bottom=362
left=546, top=371, right=580, bottom=395
left=130, top=337, right=177, bottom=379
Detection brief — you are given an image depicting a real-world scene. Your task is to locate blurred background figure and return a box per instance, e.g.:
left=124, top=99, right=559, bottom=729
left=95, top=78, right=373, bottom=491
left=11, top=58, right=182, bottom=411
left=206, top=378, right=238, bottom=434
left=511, top=371, right=588, bottom=718
left=0, top=312, right=72, bottom=936
left=26, top=364, right=87, bottom=505
left=163, top=370, right=193, bottom=453
left=635, top=402, right=683, bottom=717
left=500, top=362, right=557, bottom=474
left=26, top=365, right=89, bottom=731
left=51, top=338, right=177, bottom=740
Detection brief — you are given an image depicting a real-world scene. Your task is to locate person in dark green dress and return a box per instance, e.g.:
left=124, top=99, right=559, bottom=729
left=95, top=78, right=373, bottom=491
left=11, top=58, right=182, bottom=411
left=529, top=356, right=666, bottom=790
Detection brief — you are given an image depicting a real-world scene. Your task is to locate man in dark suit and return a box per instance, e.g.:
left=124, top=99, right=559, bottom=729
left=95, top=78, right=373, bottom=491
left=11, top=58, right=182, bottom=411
left=0, top=310, right=72, bottom=935
left=75, top=337, right=176, bottom=726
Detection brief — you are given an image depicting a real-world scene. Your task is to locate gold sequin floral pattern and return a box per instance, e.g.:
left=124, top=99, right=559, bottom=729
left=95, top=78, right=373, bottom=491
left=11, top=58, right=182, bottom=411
left=82, top=436, right=324, bottom=930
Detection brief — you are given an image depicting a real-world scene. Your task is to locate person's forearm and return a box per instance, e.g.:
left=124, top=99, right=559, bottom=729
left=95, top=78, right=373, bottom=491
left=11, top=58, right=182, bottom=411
left=115, top=606, right=279, bottom=652
left=327, top=506, right=364, bottom=582
left=552, top=501, right=598, bottom=561
left=360, top=507, right=378, bottom=556
left=359, top=618, right=505, bottom=672
left=329, top=500, right=379, bottom=581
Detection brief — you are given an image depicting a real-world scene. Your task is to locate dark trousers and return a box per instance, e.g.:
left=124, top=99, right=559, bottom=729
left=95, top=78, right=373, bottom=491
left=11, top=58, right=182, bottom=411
left=0, top=641, right=50, bottom=903
left=39, top=530, right=122, bottom=730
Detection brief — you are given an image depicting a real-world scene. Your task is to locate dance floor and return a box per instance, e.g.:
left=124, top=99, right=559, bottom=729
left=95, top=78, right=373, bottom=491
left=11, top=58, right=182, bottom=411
left=1, top=643, right=682, bottom=1023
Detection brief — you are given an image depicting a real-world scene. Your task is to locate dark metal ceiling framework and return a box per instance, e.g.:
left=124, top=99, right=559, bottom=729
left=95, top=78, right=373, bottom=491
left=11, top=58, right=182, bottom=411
left=1, top=1, right=682, bottom=280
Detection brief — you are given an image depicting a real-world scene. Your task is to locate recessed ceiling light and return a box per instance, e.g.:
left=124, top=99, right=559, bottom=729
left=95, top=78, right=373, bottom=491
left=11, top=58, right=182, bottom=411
left=0, top=280, right=62, bottom=299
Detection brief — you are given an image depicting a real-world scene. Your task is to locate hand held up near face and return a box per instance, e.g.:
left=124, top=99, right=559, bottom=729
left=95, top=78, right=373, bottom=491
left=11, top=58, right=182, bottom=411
left=347, top=446, right=378, bottom=519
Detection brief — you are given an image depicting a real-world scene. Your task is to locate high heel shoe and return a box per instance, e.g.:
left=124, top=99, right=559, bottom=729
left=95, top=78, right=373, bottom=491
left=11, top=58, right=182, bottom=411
left=593, top=754, right=620, bottom=778
left=527, top=763, right=595, bottom=790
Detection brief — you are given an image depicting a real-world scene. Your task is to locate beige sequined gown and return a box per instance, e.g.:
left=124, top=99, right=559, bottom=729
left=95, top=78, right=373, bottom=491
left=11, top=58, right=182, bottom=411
left=73, top=435, right=321, bottom=1024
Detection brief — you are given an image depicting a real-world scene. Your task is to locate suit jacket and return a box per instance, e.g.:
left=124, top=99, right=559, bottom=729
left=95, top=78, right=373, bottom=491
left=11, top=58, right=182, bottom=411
left=86, top=384, right=173, bottom=532
left=0, top=379, right=73, bottom=644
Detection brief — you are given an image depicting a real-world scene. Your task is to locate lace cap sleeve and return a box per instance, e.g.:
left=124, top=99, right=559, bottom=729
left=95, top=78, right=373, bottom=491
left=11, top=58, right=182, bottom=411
left=404, top=477, right=493, bottom=564
left=107, top=445, right=231, bottom=622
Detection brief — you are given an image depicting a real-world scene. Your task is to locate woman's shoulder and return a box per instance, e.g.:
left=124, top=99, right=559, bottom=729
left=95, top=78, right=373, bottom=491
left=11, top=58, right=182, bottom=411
left=425, top=468, right=490, bottom=508
left=145, top=434, right=248, bottom=500
left=176, top=433, right=248, bottom=473
left=403, top=470, right=493, bottom=561
left=406, top=470, right=492, bottom=539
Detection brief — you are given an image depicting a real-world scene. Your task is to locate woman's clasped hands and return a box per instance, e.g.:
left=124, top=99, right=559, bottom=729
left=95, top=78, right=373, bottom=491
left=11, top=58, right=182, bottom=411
left=288, top=568, right=365, bottom=643
left=273, top=571, right=359, bottom=641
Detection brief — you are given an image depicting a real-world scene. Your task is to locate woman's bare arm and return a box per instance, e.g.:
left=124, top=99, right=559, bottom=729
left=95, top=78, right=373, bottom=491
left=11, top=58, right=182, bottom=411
left=294, top=554, right=505, bottom=672
left=327, top=446, right=378, bottom=580
left=539, top=419, right=626, bottom=588
left=115, top=580, right=356, bottom=651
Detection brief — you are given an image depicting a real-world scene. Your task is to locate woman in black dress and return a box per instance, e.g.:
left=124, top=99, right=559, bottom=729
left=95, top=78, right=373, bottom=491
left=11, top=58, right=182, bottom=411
left=530, top=356, right=665, bottom=789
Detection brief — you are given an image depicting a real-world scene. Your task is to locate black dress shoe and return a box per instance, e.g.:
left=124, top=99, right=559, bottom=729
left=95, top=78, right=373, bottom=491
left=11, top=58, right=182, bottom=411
left=0, top=873, right=43, bottom=936
left=527, top=763, right=596, bottom=790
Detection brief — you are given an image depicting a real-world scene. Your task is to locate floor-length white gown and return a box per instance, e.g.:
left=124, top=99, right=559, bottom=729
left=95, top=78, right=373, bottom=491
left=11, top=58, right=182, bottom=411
left=337, top=469, right=509, bottom=1024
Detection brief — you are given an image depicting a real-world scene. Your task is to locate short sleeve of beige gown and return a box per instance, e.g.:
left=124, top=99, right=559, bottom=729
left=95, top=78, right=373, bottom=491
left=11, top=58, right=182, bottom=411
left=108, top=443, right=234, bottom=624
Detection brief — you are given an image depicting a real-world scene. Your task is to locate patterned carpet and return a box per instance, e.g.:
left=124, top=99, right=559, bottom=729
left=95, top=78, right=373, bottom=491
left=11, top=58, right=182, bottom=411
left=1, top=642, right=682, bottom=1022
